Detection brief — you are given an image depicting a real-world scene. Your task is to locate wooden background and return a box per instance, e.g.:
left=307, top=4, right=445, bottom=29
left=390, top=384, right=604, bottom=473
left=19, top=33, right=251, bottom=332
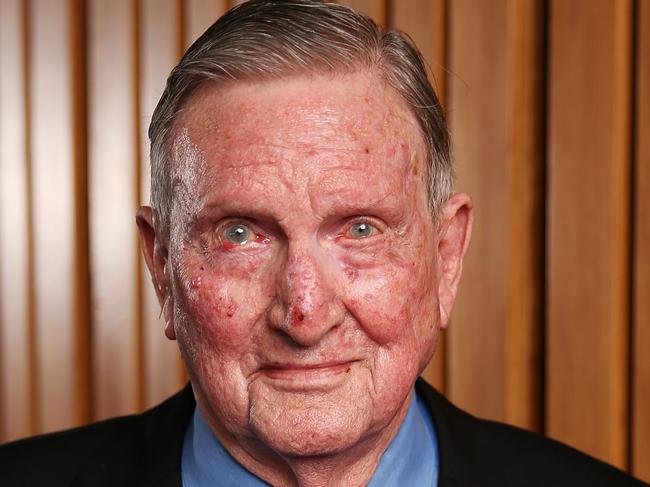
left=0, top=0, right=648, bottom=480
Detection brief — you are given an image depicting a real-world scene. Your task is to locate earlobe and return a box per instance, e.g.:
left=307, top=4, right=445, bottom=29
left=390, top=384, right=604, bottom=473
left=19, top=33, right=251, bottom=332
left=162, top=296, right=176, bottom=340
left=436, top=193, right=473, bottom=329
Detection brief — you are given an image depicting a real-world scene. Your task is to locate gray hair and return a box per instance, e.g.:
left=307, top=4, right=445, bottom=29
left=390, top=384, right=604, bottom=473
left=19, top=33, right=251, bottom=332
left=148, top=0, right=453, bottom=238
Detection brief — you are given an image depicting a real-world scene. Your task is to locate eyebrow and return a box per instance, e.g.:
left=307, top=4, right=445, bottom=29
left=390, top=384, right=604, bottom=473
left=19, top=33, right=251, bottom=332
left=194, top=200, right=276, bottom=221
left=311, top=189, right=408, bottom=224
left=193, top=189, right=406, bottom=226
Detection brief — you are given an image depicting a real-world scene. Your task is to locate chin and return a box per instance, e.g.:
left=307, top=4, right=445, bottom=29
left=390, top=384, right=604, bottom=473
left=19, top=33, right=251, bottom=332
left=247, top=379, right=375, bottom=457
left=251, top=405, right=371, bottom=457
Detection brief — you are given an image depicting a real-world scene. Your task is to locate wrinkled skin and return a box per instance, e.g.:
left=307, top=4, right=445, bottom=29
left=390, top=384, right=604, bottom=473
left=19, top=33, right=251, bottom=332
left=137, top=72, right=473, bottom=487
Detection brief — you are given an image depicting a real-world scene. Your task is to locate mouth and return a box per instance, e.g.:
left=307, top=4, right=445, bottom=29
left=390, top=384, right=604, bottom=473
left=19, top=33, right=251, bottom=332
left=257, top=360, right=358, bottom=391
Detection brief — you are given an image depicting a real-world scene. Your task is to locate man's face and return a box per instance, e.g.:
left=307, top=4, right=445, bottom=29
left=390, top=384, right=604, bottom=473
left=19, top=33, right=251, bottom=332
left=158, top=73, right=451, bottom=456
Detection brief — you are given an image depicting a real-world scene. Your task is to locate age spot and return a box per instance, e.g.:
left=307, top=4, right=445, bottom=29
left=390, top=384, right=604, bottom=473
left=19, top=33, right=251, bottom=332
left=410, top=152, right=419, bottom=176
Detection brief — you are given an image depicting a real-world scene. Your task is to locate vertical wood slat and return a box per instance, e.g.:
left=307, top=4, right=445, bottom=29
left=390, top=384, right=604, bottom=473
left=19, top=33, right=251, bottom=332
left=30, top=0, right=91, bottom=432
left=0, top=0, right=36, bottom=442
left=184, top=0, right=227, bottom=49
left=391, top=0, right=448, bottom=392
left=547, top=0, right=633, bottom=467
left=391, top=0, right=447, bottom=103
left=88, top=0, right=141, bottom=420
left=447, top=0, right=509, bottom=422
left=70, top=0, right=92, bottom=426
left=139, top=0, right=187, bottom=409
left=337, top=0, right=386, bottom=27
left=633, top=0, right=650, bottom=481
left=447, top=0, right=544, bottom=430
left=504, top=0, right=544, bottom=432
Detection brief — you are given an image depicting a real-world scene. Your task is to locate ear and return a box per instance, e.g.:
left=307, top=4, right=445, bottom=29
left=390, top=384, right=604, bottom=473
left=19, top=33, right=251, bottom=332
left=136, top=206, right=176, bottom=340
left=436, top=193, right=473, bottom=330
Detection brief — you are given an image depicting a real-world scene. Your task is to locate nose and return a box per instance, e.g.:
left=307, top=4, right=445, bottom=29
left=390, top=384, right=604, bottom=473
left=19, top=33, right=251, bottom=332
left=268, top=248, right=345, bottom=347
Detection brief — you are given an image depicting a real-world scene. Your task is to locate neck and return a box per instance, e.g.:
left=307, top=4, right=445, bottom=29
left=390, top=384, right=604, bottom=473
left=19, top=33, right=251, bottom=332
left=206, top=395, right=412, bottom=487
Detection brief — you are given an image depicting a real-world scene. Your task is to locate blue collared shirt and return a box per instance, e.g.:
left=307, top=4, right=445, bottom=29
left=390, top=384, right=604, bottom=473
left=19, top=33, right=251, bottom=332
left=181, top=390, right=439, bottom=486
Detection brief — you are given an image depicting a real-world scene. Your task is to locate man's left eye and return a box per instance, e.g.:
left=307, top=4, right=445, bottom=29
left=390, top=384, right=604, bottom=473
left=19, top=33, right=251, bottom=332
left=348, top=222, right=375, bottom=239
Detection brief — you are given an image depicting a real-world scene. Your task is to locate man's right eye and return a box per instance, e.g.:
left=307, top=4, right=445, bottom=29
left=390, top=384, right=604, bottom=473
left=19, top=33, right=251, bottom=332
left=223, top=223, right=251, bottom=245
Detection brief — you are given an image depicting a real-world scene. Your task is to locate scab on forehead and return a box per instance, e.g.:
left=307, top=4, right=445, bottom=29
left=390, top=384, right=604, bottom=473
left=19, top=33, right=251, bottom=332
left=410, top=151, right=419, bottom=177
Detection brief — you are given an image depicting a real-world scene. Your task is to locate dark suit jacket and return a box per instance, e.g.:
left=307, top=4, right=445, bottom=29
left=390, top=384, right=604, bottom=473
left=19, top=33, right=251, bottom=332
left=0, top=379, right=646, bottom=486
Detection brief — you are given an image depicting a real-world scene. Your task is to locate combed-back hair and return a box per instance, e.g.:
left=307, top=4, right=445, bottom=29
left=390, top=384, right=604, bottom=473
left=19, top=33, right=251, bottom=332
left=148, top=0, right=452, bottom=237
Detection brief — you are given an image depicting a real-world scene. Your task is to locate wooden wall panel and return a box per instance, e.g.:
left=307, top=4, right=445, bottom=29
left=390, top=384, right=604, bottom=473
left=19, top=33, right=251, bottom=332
left=338, top=0, right=386, bottom=26
left=29, top=0, right=90, bottom=432
left=447, top=0, right=543, bottom=430
left=503, top=0, right=545, bottom=432
left=139, top=0, right=187, bottom=409
left=447, top=0, right=509, bottom=422
left=547, top=0, right=633, bottom=468
left=633, top=0, right=650, bottom=481
left=184, top=0, right=227, bottom=48
left=391, top=0, right=448, bottom=392
left=0, top=0, right=35, bottom=442
left=88, top=0, right=141, bottom=420
left=391, top=0, right=447, bottom=101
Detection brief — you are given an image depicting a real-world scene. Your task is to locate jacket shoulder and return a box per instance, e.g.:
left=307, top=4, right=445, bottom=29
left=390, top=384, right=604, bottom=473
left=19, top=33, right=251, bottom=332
left=415, top=379, right=648, bottom=487
left=0, top=415, right=141, bottom=485
left=0, top=385, right=194, bottom=487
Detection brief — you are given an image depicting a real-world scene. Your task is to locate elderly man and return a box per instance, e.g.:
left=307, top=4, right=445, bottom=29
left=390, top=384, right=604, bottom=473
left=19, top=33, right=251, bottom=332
left=1, top=1, right=647, bottom=486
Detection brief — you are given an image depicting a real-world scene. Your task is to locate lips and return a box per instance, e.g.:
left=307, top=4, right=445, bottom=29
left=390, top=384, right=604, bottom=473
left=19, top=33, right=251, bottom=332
left=261, top=360, right=355, bottom=379
left=255, top=360, right=360, bottom=392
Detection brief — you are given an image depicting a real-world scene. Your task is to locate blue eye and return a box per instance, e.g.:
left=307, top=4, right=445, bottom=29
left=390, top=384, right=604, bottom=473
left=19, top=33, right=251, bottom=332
left=224, top=224, right=251, bottom=244
left=348, top=222, right=374, bottom=239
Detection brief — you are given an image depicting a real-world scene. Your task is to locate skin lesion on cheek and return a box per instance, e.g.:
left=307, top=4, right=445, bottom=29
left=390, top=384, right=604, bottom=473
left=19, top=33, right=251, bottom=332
left=174, top=238, right=276, bottom=327
left=343, top=264, right=359, bottom=282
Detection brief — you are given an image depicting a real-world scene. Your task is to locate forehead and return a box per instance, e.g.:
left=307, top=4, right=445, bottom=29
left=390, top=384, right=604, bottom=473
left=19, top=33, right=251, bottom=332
left=172, top=73, right=427, bottom=210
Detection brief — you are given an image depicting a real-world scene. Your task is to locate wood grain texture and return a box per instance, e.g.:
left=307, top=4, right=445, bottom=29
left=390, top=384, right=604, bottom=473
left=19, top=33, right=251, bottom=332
left=447, top=0, right=544, bottom=431
left=139, top=0, right=187, bottom=409
left=88, top=0, right=141, bottom=420
left=184, top=0, right=227, bottom=49
left=30, top=0, right=91, bottom=433
left=391, top=0, right=448, bottom=392
left=547, top=0, right=633, bottom=468
left=0, top=0, right=36, bottom=442
left=632, top=0, right=650, bottom=481
left=504, top=0, right=544, bottom=432
left=391, top=0, right=447, bottom=103
left=337, top=0, right=386, bottom=26
left=447, top=0, right=509, bottom=423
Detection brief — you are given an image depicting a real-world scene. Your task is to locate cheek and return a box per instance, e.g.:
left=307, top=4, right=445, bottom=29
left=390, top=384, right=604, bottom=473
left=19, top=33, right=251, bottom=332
left=344, top=264, right=422, bottom=344
left=338, top=236, right=438, bottom=346
left=174, top=253, right=276, bottom=355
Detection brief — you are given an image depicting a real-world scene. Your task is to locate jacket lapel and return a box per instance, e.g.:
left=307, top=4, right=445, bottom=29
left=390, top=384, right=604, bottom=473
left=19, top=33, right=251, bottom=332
left=135, top=384, right=195, bottom=487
